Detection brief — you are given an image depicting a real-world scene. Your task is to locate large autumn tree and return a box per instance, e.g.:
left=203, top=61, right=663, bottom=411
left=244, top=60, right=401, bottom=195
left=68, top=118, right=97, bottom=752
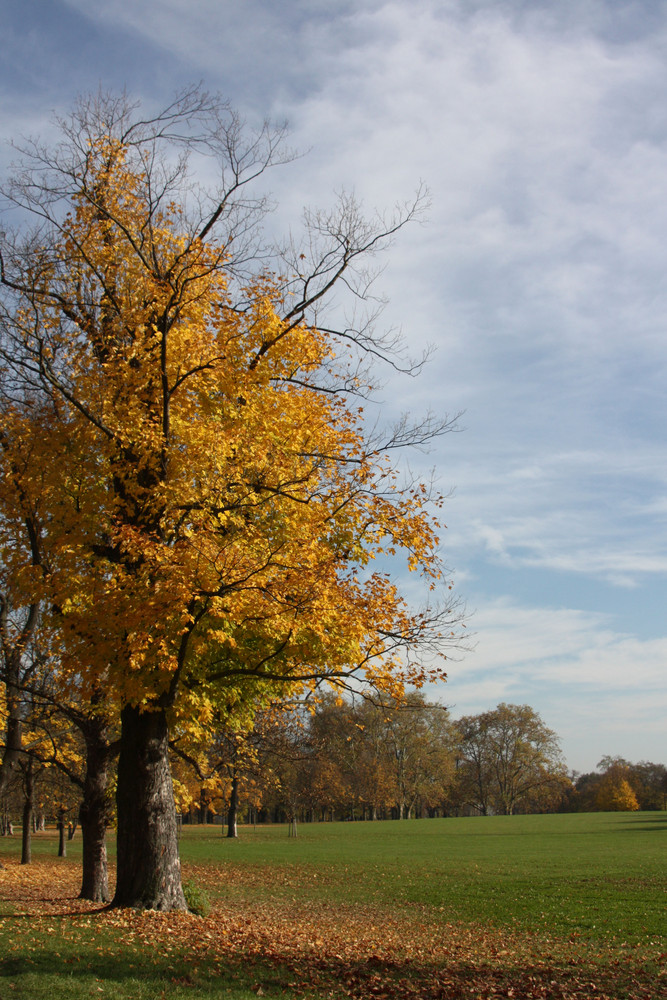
left=0, top=89, right=461, bottom=910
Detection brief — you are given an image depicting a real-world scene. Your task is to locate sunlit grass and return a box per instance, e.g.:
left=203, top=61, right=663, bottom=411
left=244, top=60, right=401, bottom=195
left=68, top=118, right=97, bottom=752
left=175, top=811, right=666, bottom=941
left=0, top=811, right=664, bottom=999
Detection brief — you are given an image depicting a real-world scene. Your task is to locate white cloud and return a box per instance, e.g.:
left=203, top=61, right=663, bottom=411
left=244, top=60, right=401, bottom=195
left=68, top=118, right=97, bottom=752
left=215, top=0, right=667, bottom=590
left=436, top=597, right=667, bottom=771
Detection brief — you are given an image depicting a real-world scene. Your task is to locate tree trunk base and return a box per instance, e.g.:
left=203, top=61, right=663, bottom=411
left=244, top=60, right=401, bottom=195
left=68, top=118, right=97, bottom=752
left=113, top=703, right=187, bottom=911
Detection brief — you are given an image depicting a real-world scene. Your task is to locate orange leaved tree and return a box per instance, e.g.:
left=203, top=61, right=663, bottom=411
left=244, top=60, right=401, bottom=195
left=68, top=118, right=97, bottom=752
left=0, top=89, right=461, bottom=910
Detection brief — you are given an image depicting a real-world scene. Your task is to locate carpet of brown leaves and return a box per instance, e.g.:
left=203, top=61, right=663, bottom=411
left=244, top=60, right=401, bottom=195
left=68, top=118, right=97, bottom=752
left=0, top=857, right=664, bottom=999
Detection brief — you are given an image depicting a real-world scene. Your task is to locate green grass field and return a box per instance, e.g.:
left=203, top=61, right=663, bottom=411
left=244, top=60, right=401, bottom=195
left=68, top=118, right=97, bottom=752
left=0, top=812, right=664, bottom=999
left=176, top=811, right=667, bottom=940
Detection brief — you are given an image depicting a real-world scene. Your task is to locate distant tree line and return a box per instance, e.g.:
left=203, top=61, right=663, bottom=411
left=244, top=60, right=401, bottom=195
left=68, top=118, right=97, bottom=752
left=174, top=697, right=663, bottom=827
left=2, top=694, right=664, bottom=847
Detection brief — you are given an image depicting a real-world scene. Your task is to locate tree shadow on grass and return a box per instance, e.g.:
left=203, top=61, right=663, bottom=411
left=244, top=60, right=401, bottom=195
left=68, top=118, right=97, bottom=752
left=1, top=947, right=278, bottom=1000
left=617, top=814, right=667, bottom=831
left=1, top=937, right=662, bottom=1000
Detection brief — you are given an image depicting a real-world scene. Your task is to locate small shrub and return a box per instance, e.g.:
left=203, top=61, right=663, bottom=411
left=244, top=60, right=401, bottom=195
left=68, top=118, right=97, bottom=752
left=182, top=879, right=211, bottom=917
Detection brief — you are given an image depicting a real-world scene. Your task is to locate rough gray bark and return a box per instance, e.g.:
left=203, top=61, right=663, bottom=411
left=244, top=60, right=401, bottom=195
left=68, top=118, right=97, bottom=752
left=113, top=703, right=187, bottom=910
left=79, top=721, right=112, bottom=902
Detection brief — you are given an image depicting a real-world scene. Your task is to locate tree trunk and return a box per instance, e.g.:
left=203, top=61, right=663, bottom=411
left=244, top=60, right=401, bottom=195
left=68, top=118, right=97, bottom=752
left=113, top=703, right=187, bottom=910
left=58, top=809, right=67, bottom=857
left=79, top=726, right=111, bottom=903
left=21, top=802, right=31, bottom=863
left=21, top=759, right=34, bottom=865
left=0, top=653, right=23, bottom=801
left=227, top=774, right=239, bottom=839
left=80, top=803, right=109, bottom=902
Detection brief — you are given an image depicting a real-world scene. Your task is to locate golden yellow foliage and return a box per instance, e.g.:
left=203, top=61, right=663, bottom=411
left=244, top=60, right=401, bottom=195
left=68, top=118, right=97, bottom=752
left=596, top=776, right=640, bottom=812
left=1, top=132, right=454, bottom=735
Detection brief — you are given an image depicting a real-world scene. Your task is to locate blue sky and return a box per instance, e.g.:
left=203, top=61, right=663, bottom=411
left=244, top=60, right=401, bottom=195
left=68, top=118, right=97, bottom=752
left=2, top=0, right=666, bottom=773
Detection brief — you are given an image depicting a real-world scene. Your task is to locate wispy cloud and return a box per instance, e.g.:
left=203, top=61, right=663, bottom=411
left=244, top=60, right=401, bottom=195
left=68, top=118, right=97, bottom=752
left=438, top=597, right=667, bottom=771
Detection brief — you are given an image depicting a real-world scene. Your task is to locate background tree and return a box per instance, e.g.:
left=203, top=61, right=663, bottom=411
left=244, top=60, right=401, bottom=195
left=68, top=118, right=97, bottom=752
left=31, top=690, right=118, bottom=901
left=307, top=694, right=371, bottom=821
left=454, top=713, right=496, bottom=816
left=0, top=427, right=45, bottom=803
left=628, top=761, right=667, bottom=810
left=594, top=758, right=640, bottom=812
left=486, top=703, right=567, bottom=816
left=379, top=693, right=457, bottom=819
left=596, top=756, right=666, bottom=811
left=455, top=705, right=566, bottom=816
left=171, top=706, right=288, bottom=833
left=566, top=771, right=601, bottom=812
left=250, top=692, right=457, bottom=824
left=567, top=757, right=666, bottom=813
left=596, top=775, right=639, bottom=812
left=344, top=697, right=395, bottom=820
left=18, top=754, right=40, bottom=864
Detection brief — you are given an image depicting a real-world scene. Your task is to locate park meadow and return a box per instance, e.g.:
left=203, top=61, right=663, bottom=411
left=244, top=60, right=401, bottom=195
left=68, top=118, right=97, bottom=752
left=1, top=810, right=664, bottom=1000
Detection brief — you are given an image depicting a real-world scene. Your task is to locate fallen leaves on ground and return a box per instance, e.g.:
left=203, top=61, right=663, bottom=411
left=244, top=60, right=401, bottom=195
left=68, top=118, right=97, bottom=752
left=0, top=857, right=663, bottom=1000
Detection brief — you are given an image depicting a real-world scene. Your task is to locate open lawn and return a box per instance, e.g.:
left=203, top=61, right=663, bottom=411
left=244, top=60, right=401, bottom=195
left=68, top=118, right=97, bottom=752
left=0, top=812, right=664, bottom=999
